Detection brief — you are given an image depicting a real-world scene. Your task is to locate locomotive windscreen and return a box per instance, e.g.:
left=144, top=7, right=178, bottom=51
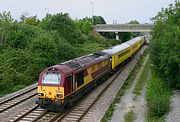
left=42, top=73, right=61, bottom=85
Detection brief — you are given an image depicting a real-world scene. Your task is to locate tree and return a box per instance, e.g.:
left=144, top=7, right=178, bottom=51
left=150, top=1, right=180, bottom=88
left=40, top=13, right=80, bottom=44
left=24, top=16, right=39, bottom=26
left=81, top=16, right=106, bottom=25
left=75, top=19, right=92, bottom=34
left=128, top=20, right=140, bottom=38
left=93, top=16, right=106, bottom=25
left=0, top=11, right=14, bottom=23
left=128, top=20, right=140, bottom=24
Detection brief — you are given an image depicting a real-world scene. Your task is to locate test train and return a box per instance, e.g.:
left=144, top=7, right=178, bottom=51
left=36, top=36, right=145, bottom=111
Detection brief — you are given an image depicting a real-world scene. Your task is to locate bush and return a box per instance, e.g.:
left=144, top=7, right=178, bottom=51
left=146, top=73, right=171, bottom=117
left=6, top=23, right=39, bottom=49
left=150, top=1, right=180, bottom=88
left=0, top=49, right=32, bottom=94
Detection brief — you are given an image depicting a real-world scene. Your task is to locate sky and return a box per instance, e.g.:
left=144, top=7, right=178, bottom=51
left=0, top=0, right=175, bottom=24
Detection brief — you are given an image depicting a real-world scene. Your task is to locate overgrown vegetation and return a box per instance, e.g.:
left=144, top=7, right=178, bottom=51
left=133, top=56, right=150, bottom=97
left=101, top=48, right=148, bottom=122
left=146, top=73, right=171, bottom=121
left=150, top=0, right=180, bottom=89
left=146, top=1, right=179, bottom=121
left=124, top=110, right=136, bottom=122
left=0, top=12, right=118, bottom=96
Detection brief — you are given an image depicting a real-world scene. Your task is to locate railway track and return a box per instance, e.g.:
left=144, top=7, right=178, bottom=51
left=11, top=104, right=62, bottom=122
left=8, top=65, right=125, bottom=122
left=10, top=104, right=47, bottom=122
left=48, top=65, right=125, bottom=122
left=3, top=46, right=147, bottom=122
left=0, top=84, right=37, bottom=114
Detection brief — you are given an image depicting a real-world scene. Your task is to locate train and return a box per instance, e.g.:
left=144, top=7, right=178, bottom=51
left=36, top=36, right=145, bottom=111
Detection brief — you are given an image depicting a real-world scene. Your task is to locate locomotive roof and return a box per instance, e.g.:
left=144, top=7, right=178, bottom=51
left=102, top=43, right=130, bottom=55
left=125, top=36, right=143, bottom=45
left=61, top=53, right=108, bottom=70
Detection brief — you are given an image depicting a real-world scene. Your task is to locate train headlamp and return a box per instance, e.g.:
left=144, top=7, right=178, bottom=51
left=56, top=94, right=63, bottom=98
left=38, top=93, right=44, bottom=96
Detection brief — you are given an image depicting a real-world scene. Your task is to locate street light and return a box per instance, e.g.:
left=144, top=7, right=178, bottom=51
left=90, top=2, right=94, bottom=25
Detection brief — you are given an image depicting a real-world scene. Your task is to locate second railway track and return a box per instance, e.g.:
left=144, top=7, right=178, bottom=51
left=0, top=89, right=37, bottom=114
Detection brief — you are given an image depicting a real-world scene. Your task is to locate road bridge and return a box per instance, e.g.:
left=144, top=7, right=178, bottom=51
left=94, top=24, right=154, bottom=32
left=94, top=24, right=153, bottom=40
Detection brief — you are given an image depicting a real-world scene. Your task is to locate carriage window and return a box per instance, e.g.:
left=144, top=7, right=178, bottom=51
left=42, top=73, right=61, bottom=84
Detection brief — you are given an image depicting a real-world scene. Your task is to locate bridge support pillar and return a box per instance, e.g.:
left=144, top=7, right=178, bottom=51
left=115, top=32, right=119, bottom=40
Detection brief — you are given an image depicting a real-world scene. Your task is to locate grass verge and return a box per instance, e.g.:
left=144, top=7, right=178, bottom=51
left=101, top=49, right=148, bottom=122
left=146, top=73, right=171, bottom=121
left=133, top=57, right=150, bottom=97
left=124, top=110, right=136, bottom=122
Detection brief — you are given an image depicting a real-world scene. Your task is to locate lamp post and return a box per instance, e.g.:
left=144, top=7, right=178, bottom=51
left=90, top=2, right=94, bottom=25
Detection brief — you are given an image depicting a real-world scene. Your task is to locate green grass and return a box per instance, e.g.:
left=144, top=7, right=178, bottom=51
left=133, top=57, right=150, bottom=97
left=101, top=50, right=148, bottom=122
left=146, top=73, right=171, bottom=121
left=124, top=110, right=136, bottom=122
left=146, top=116, right=164, bottom=122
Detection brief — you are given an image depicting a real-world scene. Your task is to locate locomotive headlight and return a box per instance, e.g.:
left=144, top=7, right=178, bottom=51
left=38, top=93, right=44, bottom=96
left=56, top=93, right=63, bottom=98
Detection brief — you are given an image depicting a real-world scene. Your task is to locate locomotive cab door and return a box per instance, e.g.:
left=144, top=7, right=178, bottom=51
left=75, top=70, right=84, bottom=88
left=67, top=75, right=73, bottom=92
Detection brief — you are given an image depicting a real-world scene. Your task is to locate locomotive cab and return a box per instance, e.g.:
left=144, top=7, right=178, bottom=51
left=36, top=65, right=72, bottom=111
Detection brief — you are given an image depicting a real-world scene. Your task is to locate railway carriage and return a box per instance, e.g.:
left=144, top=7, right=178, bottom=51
left=102, top=36, right=145, bottom=70
left=36, top=36, right=145, bottom=111
left=102, top=43, right=131, bottom=70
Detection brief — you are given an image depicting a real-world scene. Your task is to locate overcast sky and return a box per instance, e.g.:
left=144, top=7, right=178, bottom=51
left=0, top=0, right=175, bottom=24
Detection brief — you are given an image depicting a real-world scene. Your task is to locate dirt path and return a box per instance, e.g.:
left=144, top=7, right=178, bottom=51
left=110, top=55, right=149, bottom=122
left=165, top=90, right=180, bottom=122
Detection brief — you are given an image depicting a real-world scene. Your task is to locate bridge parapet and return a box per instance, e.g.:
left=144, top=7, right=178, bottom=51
left=94, top=24, right=154, bottom=32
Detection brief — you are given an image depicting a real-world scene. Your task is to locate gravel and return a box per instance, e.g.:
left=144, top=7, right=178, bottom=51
left=0, top=83, right=37, bottom=122
left=110, top=55, right=149, bottom=122
left=165, top=90, right=180, bottom=122
left=0, top=83, right=37, bottom=102
left=0, top=97, right=36, bottom=122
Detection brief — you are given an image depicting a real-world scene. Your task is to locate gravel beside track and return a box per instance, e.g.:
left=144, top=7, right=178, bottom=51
left=165, top=90, right=180, bottom=122
left=0, top=96, right=36, bottom=122
left=0, top=83, right=37, bottom=122
left=0, top=83, right=37, bottom=103
left=110, top=55, right=149, bottom=122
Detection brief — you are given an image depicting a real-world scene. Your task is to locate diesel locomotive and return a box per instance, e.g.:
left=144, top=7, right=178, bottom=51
left=36, top=36, right=145, bottom=111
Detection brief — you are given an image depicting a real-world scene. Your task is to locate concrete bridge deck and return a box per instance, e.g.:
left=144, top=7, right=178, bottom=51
left=94, top=24, right=154, bottom=32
